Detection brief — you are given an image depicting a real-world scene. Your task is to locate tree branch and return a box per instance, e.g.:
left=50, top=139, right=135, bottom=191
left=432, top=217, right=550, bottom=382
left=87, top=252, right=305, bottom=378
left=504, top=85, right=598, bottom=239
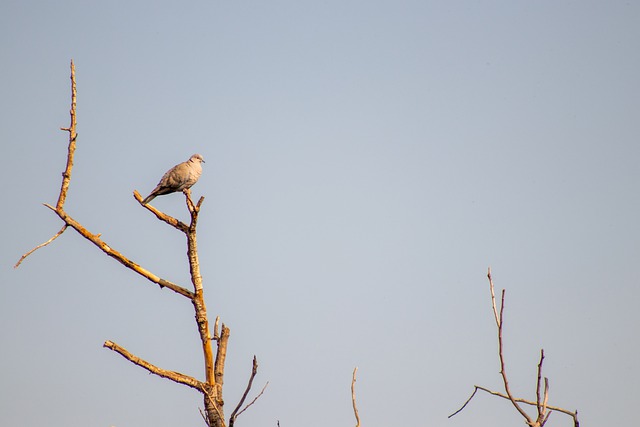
left=214, top=325, right=231, bottom=393
left=448, top=386, right=478, bottom=418
left=14, top=224, right=68, bottom=268
left=15, top=62, right=194, bottom=302
left=487, top=267, right=500, bottom=328
left=229, top=356, right=261, bottom=427
left=47, top=206, right=194, bottom=299
left=56, top=60, right=77, bottom=211
left=536, top=349, right=546, bottom=422
left=234, top=381, right=268, bottom=422
left=450, top=269, right=579, bottom=427
left=450, top=385, right=579, bottom=423
left=351, top=367, right=361, bottom=427
left=493, top=282, right=533, bottom=423
left=103, top=340, right=203, bottom=392
left=133, top=190, right=189, bottom=232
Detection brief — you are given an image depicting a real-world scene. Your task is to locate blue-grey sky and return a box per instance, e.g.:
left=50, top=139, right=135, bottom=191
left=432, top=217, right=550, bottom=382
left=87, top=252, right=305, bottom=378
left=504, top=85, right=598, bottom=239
left=1, top=1, right=639, bottom=426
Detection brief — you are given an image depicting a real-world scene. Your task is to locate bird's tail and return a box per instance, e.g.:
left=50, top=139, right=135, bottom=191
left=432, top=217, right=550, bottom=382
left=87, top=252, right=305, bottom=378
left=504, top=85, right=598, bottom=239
left=142, top=194, right=156, bottom=205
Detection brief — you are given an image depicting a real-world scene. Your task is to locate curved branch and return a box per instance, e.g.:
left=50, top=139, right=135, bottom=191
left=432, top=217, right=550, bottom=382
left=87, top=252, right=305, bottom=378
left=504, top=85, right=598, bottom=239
left=351, top=367, right=361, bottom=427
left=14, top=224, right=68, bottom=268
left=450, top=385, right=579, bottom=423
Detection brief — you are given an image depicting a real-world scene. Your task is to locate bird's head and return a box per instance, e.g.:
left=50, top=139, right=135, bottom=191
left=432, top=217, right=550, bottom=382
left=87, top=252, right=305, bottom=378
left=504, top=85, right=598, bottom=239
left=190, top=154, right=205, bottom=164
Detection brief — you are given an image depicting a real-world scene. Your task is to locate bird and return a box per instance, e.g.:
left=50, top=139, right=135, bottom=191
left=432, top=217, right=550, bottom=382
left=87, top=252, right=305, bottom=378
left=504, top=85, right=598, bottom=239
left=142, top=154, right=205, bottom=204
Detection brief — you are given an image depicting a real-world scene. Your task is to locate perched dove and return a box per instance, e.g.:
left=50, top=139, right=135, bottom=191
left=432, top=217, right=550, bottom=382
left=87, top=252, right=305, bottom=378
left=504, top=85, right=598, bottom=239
left=142, top=154, right=205, bottom=204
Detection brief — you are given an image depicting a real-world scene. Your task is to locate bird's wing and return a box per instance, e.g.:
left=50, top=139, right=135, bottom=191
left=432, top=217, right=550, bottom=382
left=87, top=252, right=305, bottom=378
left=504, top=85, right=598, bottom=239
left=157, top=161, right=191, bottom=190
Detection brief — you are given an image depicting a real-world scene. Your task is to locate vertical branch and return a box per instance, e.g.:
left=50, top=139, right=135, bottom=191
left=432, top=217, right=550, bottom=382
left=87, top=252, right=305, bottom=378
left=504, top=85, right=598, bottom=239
left=542, top=378, right=550, bottom=425
left=57, top=60, right=77, bottom=211
left=215, top=325, right=231, bottom=392
left=494, top=283, right=533, bottom=424
left=487, top=267, right=500, bottom=328
left=183, top=192, right=224, bottom=427
left=351, top=367, right=361, bottom=427
left=205, top=324, right=230, bottom=427
left=185, top=192, right=215, bottom=386
left=536, top=349, right=545, bottom=419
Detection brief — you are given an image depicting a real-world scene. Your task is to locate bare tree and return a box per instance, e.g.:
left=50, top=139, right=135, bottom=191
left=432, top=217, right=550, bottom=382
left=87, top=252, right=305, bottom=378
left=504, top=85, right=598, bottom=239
left=449, top=268, right=579, bottom=427
left=15, top=60, right=265, bottom=427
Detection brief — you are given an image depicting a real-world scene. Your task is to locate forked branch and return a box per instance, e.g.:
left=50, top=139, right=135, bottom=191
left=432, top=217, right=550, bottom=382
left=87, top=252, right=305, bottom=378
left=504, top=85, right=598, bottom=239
left=449, top=268, right=579, bottom=427
left=450, top=386, right=579, bottom=426
left=15, top=62, right=195, bottom=301
left=229, top=356, right=268, bottom=427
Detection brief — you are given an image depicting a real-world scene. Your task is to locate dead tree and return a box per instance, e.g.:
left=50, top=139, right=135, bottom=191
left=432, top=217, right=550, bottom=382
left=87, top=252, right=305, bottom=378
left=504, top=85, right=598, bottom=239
left=15, top=60, right=264, bottom=427
left=449, top=268, right=579, bottom=427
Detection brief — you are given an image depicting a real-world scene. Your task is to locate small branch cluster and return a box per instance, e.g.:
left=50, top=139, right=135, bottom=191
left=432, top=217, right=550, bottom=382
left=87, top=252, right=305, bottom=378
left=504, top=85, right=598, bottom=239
left=16, top=60, right=265, bottom=427
left=449, top=268, right=579, bottom=427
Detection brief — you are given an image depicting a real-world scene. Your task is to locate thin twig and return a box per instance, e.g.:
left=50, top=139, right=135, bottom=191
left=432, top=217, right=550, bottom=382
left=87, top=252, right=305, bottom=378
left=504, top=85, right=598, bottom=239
left=487, top=267, right=500, bottom=328
left=351, top=367, right=361, bottom=427
left=496, top=287, right=533, bottom=424
left=449, top=385, right=578, bottom=419
left=198, top=407, right=209, bottom=426
left=234, top=382, right=268, bottom=420
left=229, top=356, right=259, bottom=427
left=541, top=377, right=550, bottom=426
left=448, top=387, right=478, bottom=418
left=14, top=224, right=68, bottom=268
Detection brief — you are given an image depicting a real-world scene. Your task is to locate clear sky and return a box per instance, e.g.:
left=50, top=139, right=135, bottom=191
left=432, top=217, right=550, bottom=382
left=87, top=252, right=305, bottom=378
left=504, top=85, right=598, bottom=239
left=1, top=1, right=639, bottom=426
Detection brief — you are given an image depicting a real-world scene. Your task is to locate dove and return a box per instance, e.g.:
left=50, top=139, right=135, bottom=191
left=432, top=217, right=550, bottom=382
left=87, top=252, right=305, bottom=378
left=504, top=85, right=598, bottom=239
left=142, top=154, right=205, bottom=204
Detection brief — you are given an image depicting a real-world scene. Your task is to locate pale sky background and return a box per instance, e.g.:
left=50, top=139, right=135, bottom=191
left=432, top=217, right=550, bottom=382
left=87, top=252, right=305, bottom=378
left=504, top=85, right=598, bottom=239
left=1, top=1, right=639, bottom=426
